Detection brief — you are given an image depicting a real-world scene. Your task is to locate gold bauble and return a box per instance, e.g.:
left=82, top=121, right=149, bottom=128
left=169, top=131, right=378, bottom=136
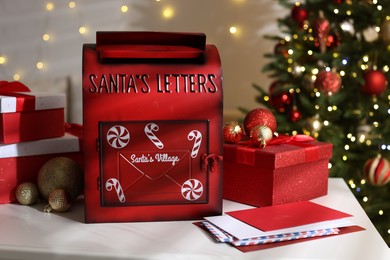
left=250, top=125, right=273, bottom=148
left=44, top=189, right=72, bottom=213
left=15, top=182, right=39, bottom=205
left=37, top=157, right=83, bottom=201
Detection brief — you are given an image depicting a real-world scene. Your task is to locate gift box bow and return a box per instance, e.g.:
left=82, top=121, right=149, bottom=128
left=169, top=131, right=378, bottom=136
left=231, top=134, right=332, bottom=168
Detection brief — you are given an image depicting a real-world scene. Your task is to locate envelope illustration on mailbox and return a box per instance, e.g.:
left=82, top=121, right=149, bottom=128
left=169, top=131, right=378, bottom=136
left=99, top=120, right=209, bottom=207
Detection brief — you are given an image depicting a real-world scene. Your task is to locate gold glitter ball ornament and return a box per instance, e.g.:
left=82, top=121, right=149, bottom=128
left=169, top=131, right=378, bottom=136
left=44, top=189, right=72, bottom=213
left=250, top=125, right=273, bottom=148
left=37, top=157, right=83, bottom=201
left=15, top=182, right=39, bottom=205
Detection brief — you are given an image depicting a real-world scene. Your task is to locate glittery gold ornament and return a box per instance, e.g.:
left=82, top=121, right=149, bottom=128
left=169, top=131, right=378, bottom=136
left=37, top=157, right=83, bottom=201
left=15, top=182, right=39, bottom=205
left=44, top=189, right=72, bottom=213
left=250, top=125, right=273, bottom=148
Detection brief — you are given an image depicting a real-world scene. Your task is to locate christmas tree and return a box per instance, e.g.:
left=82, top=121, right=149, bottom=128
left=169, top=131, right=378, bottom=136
left=251, top=0, right=390, bottom=245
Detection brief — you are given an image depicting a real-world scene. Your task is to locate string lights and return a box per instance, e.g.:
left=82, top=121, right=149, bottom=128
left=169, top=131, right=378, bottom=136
left=0, top=0, right=247, bottom=82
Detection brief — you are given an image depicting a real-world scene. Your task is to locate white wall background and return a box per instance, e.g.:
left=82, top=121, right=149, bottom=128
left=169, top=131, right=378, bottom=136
left=0, top=0, right=287, bottom=124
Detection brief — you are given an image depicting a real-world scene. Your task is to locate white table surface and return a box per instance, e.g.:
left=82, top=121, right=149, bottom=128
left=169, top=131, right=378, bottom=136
left=0, top=178, right=389, bottom=260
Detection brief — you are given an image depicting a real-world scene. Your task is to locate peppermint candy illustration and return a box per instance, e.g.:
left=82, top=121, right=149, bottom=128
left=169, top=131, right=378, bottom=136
left=107, top=125, right=130, bottom=149
left=181, top=179, right=203, bottom=201
left=105, top=178, right=126, bottom=203
left=144, top=123, right=164, bottom=149
left=187, top=130, right=202, bottom=158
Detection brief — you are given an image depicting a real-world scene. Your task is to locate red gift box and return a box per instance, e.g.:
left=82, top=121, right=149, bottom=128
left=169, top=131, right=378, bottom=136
left=0, top=124, right=83, bottom=204
left=82, top=32, right=223, bottom=223
left=223, top=137, right=332, bottom=207
left=0, top=83, right=66, bottom=143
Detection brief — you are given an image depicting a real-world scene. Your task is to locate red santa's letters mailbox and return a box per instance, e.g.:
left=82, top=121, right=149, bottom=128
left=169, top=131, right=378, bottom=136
left=82, top=32, right=223, bottom=223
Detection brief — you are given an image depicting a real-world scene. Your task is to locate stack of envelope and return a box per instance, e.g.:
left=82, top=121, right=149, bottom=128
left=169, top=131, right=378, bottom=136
left=198, top=201, right=364, bottom=252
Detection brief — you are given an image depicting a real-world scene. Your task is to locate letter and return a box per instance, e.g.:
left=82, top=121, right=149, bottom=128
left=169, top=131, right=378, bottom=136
left=119, top=74, right=127, bottom=93
left=198, top=74, right=207, bottom=93
left=156, top=74, right=164, bottom=93
left=109, top=74, right=119, bottom=93
left=99, top=75, right=110, bottom=93
left=164, top=74, right=172, bottom=93
left=181, top=74, right=189, bottom=93
left=189, top=74, right=197, bottom=92
left=208, top=74, right=218, bottom=93
left=126, top=75, right=138, bottom=93
left=89, top=74, right=98, bottom=93
left=171, top=74, right=180, bottom=93
left=140, top=74, right=151, bottom=93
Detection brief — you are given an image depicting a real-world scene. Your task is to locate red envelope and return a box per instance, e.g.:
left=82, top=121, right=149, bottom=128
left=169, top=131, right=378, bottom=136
left=99, top=120, right=209, bottom=207
left=227, top=201, right=352, bottom=231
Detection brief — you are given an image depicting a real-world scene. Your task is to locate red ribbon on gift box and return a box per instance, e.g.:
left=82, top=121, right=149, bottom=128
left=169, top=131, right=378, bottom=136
left=268, top=134, right=314, bottom=145
left=0, top=81, right=33, bottom=112
left=0, top=92, right=36, bottom=112
left=234, top=134, right=320, bottom=167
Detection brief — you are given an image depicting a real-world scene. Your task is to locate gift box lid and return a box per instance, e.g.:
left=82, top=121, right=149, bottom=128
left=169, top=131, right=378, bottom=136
left=225, top=137, right=333, bottom=169
left=0, top=92, right=66, bottom=113
left=0, top=132, right=80, bottom=158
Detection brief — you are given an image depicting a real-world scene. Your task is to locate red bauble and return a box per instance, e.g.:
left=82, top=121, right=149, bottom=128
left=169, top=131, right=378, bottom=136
left=243, top=108, right=277, bottom=136
left=313, top=17, right=330, bottom=53
left=274, top=42, right=289, bottom=58
left=313, top=17, right=330, bottom=38
left=291, top=5, right=308, bottom=27
left=268, top=81, right=292, bottom=112
left=289, top=107, right=302, bottom=122
left=223, top=122, right=243, bottom=143
left=270, top=93, right=292, bottom=113
left=315, top=70, right=342, bottom=95
left=326, top=33, right=340, bottom=48
left=361, top=70, right=388, bottom=95
left=315, top=33, right=340, bottom=49
left=364, top=155, right=390, bottom=186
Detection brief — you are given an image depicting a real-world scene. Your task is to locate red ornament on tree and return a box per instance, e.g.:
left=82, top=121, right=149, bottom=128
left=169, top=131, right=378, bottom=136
left=223, top=122, right=243, bottom=143
left=313, top=17, right=330, bottom=53
left=363, top=155, right=390, bottom=186
left=243, top=108, right=277, bottom=136
left=274, top=42, right=289, bottom=58
left=291, top=4, right=308, bottom=28
left=269, top=82, right=293, bottom=112
left=289, top=106, right=302, bottom=122
left=315, top=70, right=342, bottom=95
left=361, top=70, right=388, bottom=95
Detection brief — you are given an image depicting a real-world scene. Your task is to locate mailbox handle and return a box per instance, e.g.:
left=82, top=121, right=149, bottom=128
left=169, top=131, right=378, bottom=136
left=96, top=31, right=206, bottom=60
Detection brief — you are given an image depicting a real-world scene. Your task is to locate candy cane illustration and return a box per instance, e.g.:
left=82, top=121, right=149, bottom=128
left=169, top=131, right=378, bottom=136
left=144, top=123, right=164, bottom=149
left=105, top=178, right=126, bottom=203
left=187, top=130, right=202, bottom=158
